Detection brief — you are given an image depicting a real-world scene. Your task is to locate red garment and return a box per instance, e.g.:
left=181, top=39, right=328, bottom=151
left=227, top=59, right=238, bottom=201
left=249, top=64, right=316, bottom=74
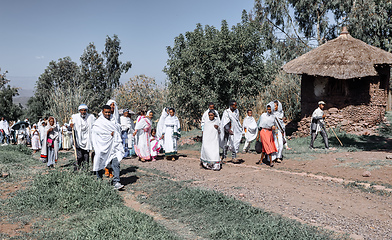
left=260, top=129, right=277, bottom=154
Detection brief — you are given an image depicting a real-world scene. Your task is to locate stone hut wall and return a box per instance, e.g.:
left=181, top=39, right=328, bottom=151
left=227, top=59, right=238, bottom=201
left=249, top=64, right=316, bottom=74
left=294, top=69, right=389, bottom=137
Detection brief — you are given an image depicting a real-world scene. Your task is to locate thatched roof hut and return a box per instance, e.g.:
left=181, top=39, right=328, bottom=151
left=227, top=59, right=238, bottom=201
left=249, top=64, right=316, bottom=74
left=283, top=27, right=392, bottom=79
left=282, top=27, right=392, bottom=135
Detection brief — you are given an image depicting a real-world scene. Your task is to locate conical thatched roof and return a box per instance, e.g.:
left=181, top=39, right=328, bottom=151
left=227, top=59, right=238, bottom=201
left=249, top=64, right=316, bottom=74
left=282, top=28, right=392, bottom=79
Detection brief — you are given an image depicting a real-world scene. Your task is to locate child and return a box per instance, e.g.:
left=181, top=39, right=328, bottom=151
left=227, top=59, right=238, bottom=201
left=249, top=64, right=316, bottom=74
left=242, top=109, right=257, bottom=153
left=150, top=128, right=161, bottom=161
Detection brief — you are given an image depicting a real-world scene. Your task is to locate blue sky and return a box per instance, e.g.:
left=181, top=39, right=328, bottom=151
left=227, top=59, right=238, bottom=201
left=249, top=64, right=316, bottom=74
left=0, top=0, right=255, bottom=93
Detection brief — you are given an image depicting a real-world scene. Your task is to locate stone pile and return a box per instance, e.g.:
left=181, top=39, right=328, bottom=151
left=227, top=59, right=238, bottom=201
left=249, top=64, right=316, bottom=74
left=292, top=105, right=385, bottom=137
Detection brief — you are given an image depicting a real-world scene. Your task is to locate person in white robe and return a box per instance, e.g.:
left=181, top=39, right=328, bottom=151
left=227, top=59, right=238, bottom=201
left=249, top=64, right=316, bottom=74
left=70, top=104, right=96, bottom=170
left=133, top=110, right=152, bottom=161
left=219, top=100, right=242, bottom=163
left=41, top=117, right=60, bottom=168
left=270, top=100, right=285, bottom=162
left=0, top=117, right=10, bottom=144
left=200, top=110, right=221, bottom=170
left=310, top=101, right=329, bottom=149
left=242, top=110, right=258, bottom=153
left=107, top=99, right=120, bottom=124
left=61, top=124, right=72, bottom=150
left=150, top=128, right=161, bottom=161
left=156, top=107, right=168, bottom=151
left=17, top=124, right=27, bottom=145
left=31, top=124, right=41, bottom=153
left=162, top=108, right=181, bottom=160
left=38, top=120, right=46, bottom=144
left=92, top=105, right=124, bottom=190
left=201, top=102, right=220, bottom=132
left=120, top=109, right=134, bottom=158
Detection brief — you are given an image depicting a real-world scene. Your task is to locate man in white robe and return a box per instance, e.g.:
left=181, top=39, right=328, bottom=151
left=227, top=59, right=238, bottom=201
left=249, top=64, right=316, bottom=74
left=242, top=110, right=257, bottom=153
left=220, top=100, right=242, bottom=163
left=92, top=105, right=124, bottom=190
left=38, top=121, right=46, bottom=145
left=70, top=104, right=96, bottom=170
left=201, top=102, right=220, bottom=132
left=200, top=110, right=221, bottom=170
left=310, top=101, right=329, bottom=149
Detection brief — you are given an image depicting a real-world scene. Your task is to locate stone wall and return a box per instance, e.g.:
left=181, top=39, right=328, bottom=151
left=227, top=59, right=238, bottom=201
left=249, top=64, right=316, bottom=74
left=294, top=73, right=389, bottom=137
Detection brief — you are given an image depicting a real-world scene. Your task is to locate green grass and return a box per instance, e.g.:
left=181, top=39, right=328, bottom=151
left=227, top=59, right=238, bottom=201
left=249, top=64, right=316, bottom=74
left=130, top=169, right=346, bottom=240
left=344, top=181, right=391, bottom=197
left=0, top=144, right=38, bottom=182
left=2, top=169, right=178, bottom=239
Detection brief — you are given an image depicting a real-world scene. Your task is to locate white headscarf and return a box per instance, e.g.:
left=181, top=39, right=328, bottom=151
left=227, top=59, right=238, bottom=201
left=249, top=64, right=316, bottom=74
left=157, top=107, right=168, bottom=138
left=106, top=99, right=120, bottom=124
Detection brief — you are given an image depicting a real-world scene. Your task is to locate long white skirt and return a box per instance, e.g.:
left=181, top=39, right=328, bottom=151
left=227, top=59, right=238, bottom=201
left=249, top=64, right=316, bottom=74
left=63, top=133, right=71, bottom=149
left=135, top=130, right=151, bottom=160
left=31, top=134, right=41, bottom=150
left=164, top=126, right=177, bottom=156
left=200, top=121, right=221, bottom=170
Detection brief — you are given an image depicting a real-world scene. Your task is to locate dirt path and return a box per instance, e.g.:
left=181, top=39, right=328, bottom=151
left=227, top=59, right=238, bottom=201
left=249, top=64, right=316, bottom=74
left=122, top=151, right=392, bottom=240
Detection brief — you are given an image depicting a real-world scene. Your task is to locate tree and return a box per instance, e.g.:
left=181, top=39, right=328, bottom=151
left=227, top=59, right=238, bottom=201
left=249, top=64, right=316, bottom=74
left=101, top=35, right=132, bottom=101
left=114, top=74, right=167, bottom=117
left=28, top=35, right=132, bottom=123
left=254, top=0, right=392, bottom=52
left=164, top=11, right=274, bottom=125
left=27, top=57, right=79, bottom=123
left=0, top=69, right=23, bottom=121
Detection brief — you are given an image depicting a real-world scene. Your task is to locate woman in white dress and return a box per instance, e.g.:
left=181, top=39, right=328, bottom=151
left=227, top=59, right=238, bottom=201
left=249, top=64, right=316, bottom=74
left=200, top=110, right=221, bottom=170
left=40, top=117, right=60, bottom=168
left=162, top=108, right=181, bottom=160
left=133, top=110, right=152, bottom=162
left=31, top=124, right=41, bottom=153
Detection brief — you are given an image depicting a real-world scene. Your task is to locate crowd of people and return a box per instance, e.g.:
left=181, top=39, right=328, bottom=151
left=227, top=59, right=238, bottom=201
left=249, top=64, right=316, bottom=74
left=0, top=98, right=329, bottom=190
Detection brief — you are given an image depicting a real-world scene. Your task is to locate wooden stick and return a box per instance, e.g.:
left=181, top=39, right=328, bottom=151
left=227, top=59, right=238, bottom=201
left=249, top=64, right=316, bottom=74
left=325, top=121, right=343, bottom=146
left=70, top=119, right=78, bottom=161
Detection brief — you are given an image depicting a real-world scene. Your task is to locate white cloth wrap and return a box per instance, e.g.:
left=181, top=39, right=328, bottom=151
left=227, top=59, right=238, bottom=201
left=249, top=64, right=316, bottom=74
left=163, top=115, right=180, bottom=154
left=311, top=107, right=324, bottom=133
left=70, top=113, right=95, bottom=150
left=242, top=116, right=257, bottom=142
left=201, top=109, right=220, bottom=130
left=200, top=118, right=220, bottom=163
left=258, top=112, right=275, bottom=129
left=134, top=117, right=152, bottom=160
left=219, top=108, right=242, bottom=153
left=92, top=115, right=124, bottom=171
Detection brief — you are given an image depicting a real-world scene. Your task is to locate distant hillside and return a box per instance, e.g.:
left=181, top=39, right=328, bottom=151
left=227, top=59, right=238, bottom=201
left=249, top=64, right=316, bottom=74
left=13, top=89, right=34, bottom=108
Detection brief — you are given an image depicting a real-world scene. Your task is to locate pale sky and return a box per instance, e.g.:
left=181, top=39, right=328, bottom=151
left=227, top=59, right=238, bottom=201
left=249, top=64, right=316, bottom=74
left=0, top=0, right=255, bottom=93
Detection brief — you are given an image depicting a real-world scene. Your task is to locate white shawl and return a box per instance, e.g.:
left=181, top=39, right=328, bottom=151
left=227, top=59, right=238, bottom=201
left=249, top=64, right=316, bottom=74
left=70, top=113, right=95, bottom=151
left=219, top=108, right=242, bottom=151
left=200, top=118, right=220, bottom=163
left=92, top=115, right=124, bottom=171
left=201, top=109, right=220, bottom=130
left=242, top=116, right=257, bottom=142
left=157, top=108, right=168, bottom=139
left=106, top=99, right=120, bottom=124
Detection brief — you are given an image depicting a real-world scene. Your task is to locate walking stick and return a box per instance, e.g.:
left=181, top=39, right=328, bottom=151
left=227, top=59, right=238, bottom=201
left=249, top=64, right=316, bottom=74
left=325, top=121, right=343, bottom=146
left=70, top=118, right=78, bottom=161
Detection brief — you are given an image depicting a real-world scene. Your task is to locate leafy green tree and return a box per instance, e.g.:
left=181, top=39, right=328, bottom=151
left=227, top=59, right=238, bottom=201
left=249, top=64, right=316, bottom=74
left=27, top=57, right=79, bottom=122
left=254, top=0, right=392, bottom=51
left=28, top=35, right=132, bottom=123
left=164, top=11, right=274, bottom=124
left=0, top=69, right=23, bottom=121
